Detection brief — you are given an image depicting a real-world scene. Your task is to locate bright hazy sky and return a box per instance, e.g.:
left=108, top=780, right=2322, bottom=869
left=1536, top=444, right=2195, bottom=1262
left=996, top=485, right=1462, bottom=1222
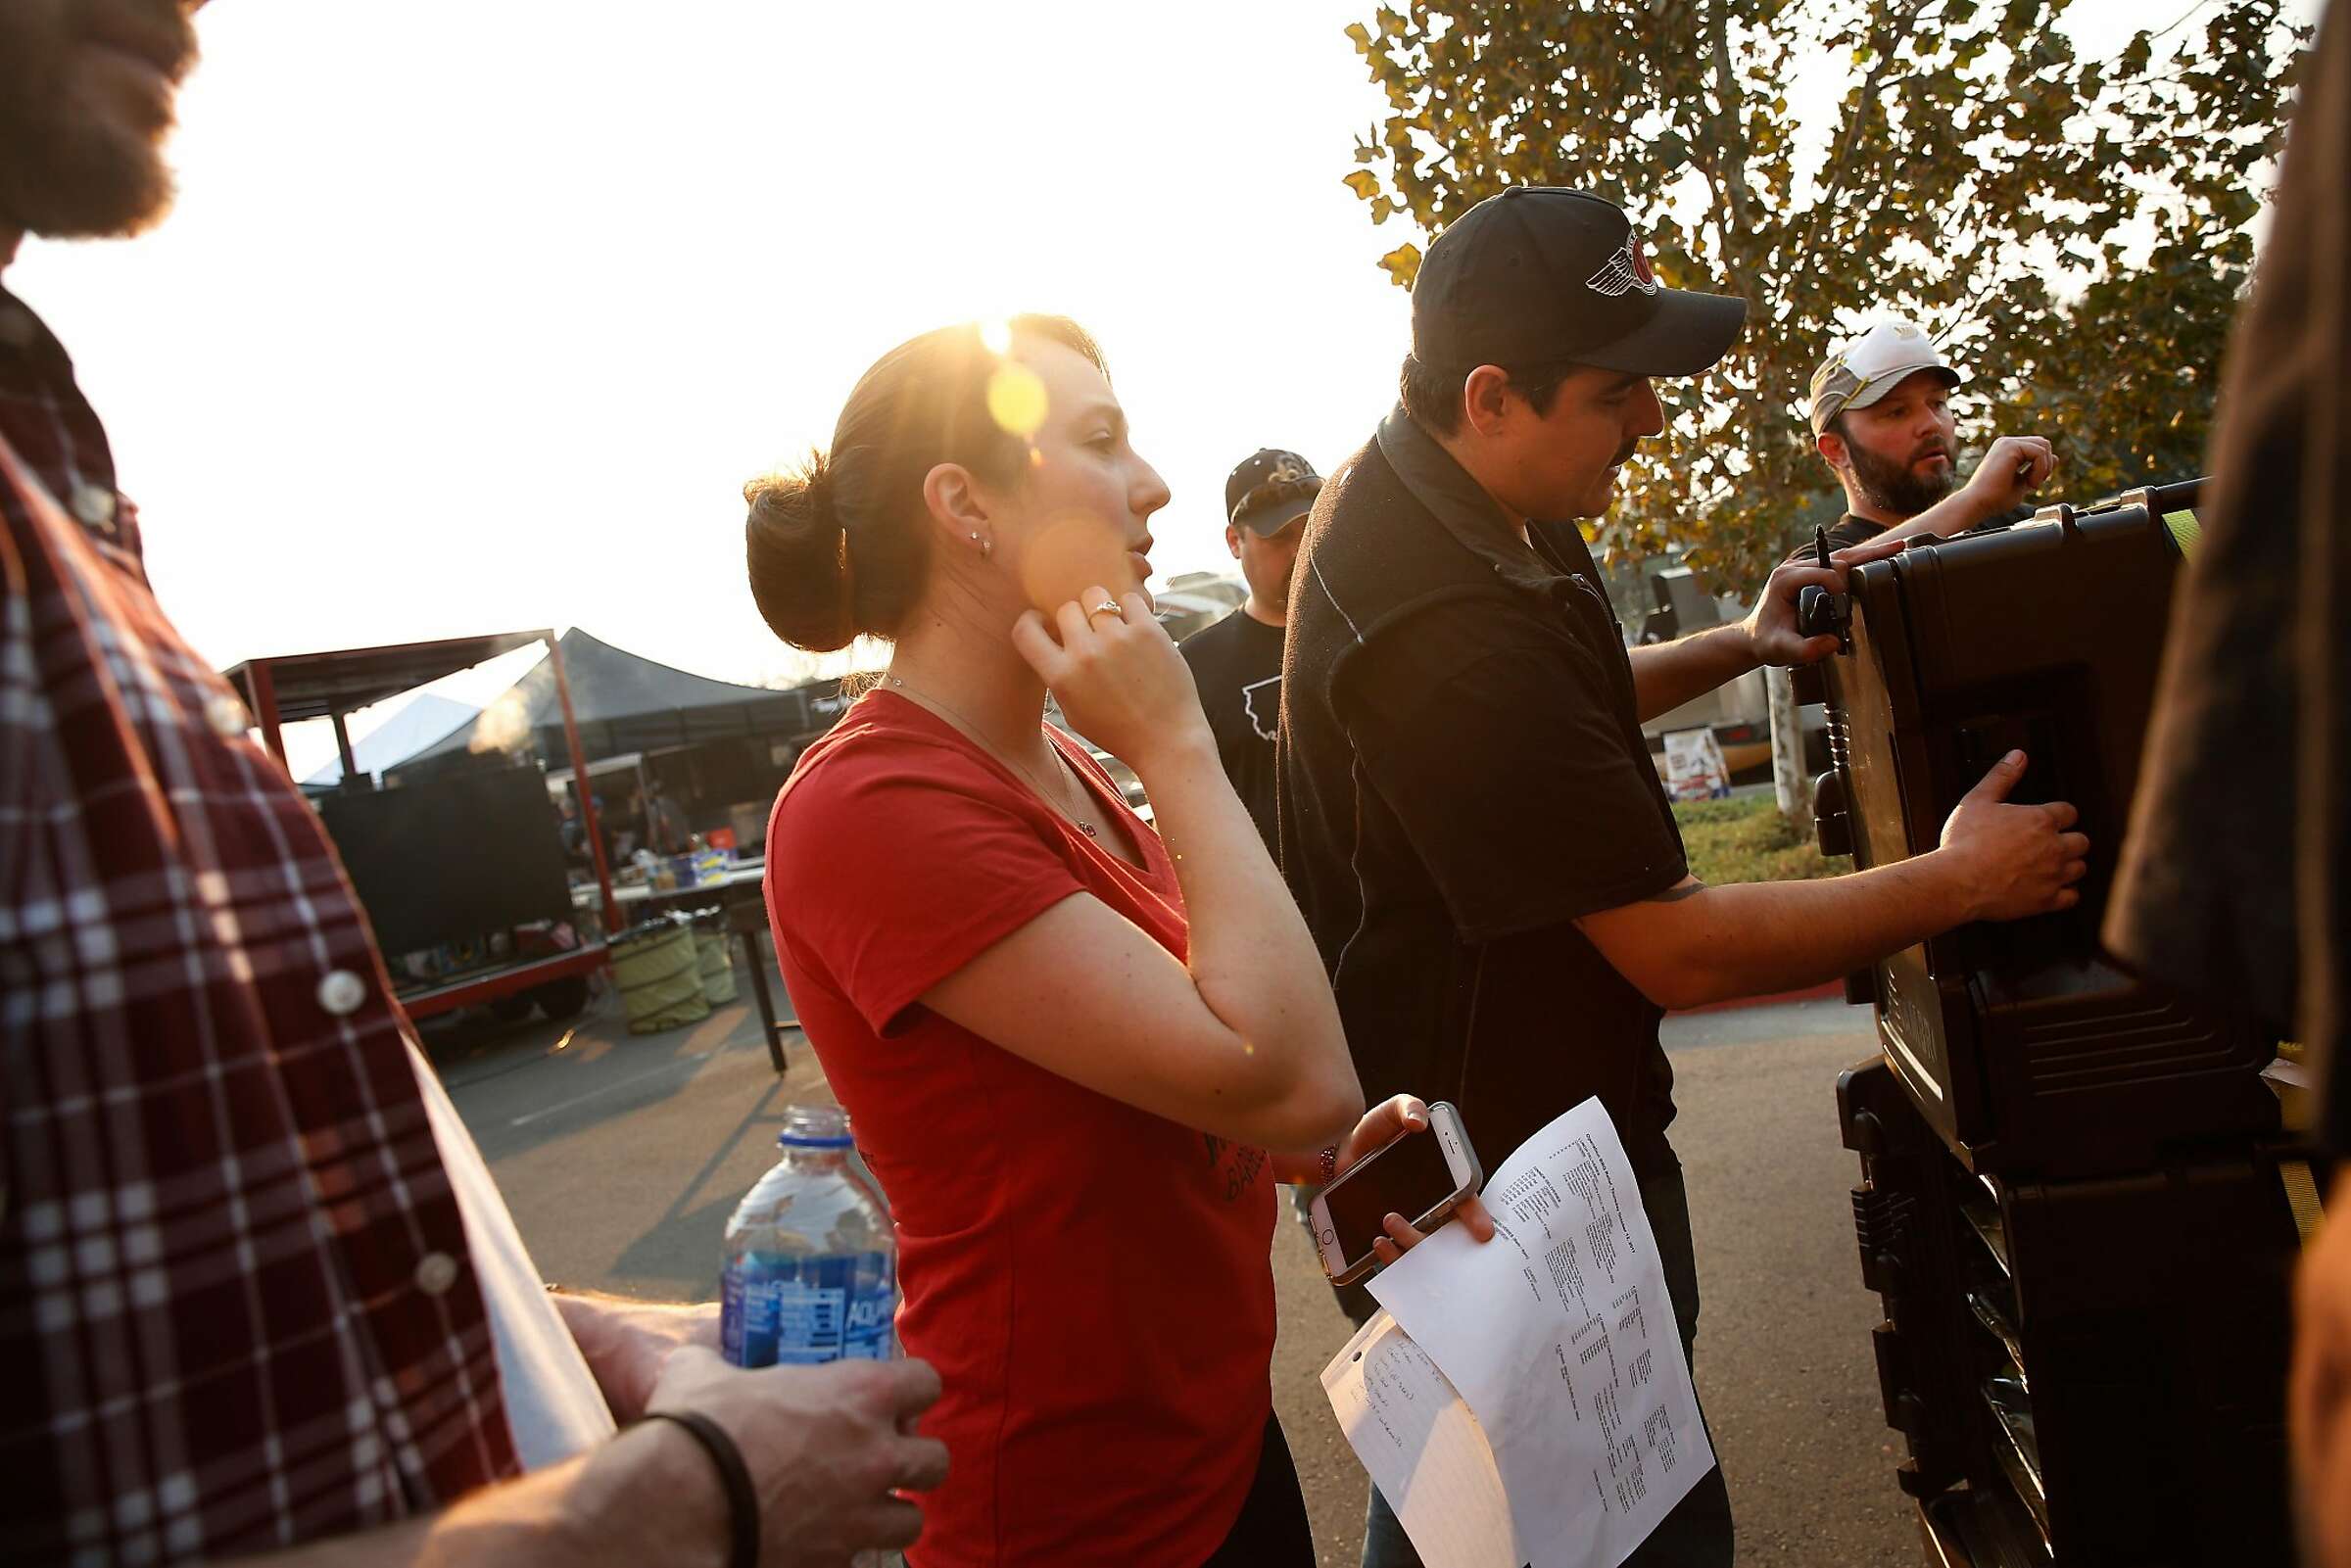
left=7, top=0, right=2316, bottom=774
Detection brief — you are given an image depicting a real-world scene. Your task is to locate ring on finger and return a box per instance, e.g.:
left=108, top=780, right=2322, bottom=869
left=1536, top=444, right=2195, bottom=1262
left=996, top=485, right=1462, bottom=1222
left=1086, top=599, right=1124, bottom=621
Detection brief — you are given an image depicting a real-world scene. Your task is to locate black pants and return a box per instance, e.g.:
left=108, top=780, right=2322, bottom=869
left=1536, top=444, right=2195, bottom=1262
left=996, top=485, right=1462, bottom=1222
left=1200, top=1412, right=1315, bottom=1566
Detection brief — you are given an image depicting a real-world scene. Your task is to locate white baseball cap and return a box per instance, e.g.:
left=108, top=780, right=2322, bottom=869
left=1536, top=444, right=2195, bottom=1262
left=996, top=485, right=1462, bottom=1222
left=1806, top=319, right=1964, bottom=434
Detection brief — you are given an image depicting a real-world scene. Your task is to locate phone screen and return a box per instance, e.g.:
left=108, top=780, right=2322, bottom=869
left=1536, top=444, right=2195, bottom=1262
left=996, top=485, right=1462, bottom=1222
left=1323, top=1129, right=1462, bottom=1267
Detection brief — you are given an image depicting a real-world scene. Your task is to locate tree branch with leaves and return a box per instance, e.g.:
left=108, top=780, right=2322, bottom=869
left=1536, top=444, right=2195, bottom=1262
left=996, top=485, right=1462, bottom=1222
left=1341, top=0, right=2308, bottom=594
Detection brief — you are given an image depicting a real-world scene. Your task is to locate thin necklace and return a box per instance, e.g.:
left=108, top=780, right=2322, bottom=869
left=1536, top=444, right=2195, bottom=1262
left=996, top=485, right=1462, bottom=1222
left=884, top=675, right=1100, bottom=838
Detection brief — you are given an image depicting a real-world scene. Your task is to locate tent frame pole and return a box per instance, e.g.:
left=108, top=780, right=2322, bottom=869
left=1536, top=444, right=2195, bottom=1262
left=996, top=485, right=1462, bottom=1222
left=329, top=709, right=359, bottom=784
left=244, top=660, right=288, bottom=769
left=548, top=630, right=620, bottom=934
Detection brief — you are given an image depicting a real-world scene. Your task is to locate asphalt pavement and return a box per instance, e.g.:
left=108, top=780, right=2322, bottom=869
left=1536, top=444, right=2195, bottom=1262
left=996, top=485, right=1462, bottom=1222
left=438, top=965, right=1918, bottom=1566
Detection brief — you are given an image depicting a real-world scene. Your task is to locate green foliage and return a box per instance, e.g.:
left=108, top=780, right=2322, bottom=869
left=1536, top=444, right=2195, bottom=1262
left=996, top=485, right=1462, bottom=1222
left=1341, top=0, right=2309, bottom=590
left=1673, top=795, right=1846, bottom=884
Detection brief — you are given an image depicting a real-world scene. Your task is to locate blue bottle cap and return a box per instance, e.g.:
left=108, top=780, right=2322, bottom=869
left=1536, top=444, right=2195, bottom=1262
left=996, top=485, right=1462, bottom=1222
left=777, top=1129, right=856, bottom=1149
left=776, top=1104, right=854, bottom=1149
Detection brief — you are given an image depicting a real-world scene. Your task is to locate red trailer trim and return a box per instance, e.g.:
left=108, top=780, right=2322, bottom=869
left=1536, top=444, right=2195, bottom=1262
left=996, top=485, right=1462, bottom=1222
left=396, top=942, right=609, bottom=1022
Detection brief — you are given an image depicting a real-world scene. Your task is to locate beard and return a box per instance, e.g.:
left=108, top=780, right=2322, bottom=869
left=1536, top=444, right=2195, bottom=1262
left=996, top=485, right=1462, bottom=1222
left=0, top=1, right=197, bottom=240
left=1847, top=435, right=1956, bottom=518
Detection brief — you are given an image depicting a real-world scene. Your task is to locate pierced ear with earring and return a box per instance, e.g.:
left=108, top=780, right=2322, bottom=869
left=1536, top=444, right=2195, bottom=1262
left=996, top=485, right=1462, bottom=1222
left=970, top=531, right=992, bottom=560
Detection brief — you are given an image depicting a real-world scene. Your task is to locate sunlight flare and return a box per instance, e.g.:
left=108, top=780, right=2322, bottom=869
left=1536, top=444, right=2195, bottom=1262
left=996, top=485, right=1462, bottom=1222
left=985, top=360, right=1049, bottom=439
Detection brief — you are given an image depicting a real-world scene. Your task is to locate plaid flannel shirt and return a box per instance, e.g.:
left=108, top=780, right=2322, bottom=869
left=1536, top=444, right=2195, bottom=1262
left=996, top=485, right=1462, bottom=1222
left=0, top=287, right=518, bottom=1564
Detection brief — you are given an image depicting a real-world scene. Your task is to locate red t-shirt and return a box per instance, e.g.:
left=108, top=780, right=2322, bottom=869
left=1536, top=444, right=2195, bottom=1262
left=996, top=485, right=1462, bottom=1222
left=762, top=690, right=1277, bottom=1567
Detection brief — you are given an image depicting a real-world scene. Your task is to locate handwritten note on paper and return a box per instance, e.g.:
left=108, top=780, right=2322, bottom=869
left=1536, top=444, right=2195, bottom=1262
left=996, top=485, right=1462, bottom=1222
left=1320, top=1311, right=1526, bottom=1568
left=1367, top=1098, right=1716, bottom=1568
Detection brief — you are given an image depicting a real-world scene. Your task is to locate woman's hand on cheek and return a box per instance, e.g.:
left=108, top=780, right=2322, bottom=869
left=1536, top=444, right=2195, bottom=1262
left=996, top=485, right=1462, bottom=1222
left=1011, top=585, right=1208, bottom=771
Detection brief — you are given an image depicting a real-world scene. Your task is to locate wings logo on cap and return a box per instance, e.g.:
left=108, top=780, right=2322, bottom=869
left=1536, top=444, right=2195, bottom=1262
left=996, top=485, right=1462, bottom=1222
left=1585, top=235, right=1659, bottom=299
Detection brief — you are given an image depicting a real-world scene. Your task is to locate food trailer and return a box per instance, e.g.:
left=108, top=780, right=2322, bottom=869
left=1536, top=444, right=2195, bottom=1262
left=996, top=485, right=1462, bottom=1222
left=224, top=630, right=618, bottom=1023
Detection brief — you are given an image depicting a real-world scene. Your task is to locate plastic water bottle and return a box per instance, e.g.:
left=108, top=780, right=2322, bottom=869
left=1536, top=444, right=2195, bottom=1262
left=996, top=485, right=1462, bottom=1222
left=721, top=1105, right=896, bottom=1368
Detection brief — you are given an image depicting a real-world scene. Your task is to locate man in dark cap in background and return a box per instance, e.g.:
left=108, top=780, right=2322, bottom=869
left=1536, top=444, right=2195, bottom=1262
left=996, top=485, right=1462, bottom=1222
left=1180, top=447, right=1393, bottom=1319
left=1179, top=447, right=1321, bottom=854
left=1278, top=186, right=2090, bottom=1567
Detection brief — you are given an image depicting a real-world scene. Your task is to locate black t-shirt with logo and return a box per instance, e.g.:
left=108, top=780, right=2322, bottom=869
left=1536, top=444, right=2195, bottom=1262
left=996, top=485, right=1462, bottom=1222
left=1179, top=607, right=1286, bottom=855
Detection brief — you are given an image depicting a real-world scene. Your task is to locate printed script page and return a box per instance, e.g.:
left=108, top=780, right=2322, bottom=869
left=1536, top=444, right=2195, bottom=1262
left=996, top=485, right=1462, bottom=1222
left=1320, top=1310, right=1525, bottom=1568
left=1367, top=1097, right=1717, bottom=1568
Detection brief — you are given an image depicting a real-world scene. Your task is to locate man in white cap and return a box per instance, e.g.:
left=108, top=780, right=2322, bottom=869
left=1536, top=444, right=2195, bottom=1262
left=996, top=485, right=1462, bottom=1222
left=1805, top=318, right=2056, bottom=552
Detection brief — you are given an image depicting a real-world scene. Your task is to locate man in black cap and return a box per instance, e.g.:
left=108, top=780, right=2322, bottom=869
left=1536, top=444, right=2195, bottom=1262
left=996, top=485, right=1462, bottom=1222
left=1178, top=448, right=1320, bottom=854
left=1279, top=187, right=2089, bottom=1568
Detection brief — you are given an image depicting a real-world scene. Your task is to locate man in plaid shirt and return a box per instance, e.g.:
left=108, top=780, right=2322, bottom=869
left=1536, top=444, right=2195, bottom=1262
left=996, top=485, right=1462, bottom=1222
left=0, top=5, right=945, bottom=1563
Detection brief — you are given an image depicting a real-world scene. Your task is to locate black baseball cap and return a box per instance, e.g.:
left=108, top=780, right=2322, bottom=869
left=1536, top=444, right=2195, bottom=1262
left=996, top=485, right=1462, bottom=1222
left=1224, top=449, right=1321, bottom=536
left=1411, top=188, right=1747, bottom=378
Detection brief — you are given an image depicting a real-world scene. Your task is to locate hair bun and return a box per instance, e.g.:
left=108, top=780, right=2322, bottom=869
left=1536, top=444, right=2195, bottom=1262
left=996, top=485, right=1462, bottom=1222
left=744, top=451, right=857, bottom=652
left=803, top=457, right=846, bottom=535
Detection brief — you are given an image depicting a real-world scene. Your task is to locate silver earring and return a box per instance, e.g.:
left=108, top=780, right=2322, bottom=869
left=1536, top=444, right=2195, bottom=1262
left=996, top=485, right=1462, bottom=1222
left=971, top=531, right=991, bottom=560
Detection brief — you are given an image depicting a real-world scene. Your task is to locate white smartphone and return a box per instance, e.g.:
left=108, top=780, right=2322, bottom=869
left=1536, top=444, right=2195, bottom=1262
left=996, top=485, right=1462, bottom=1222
left=1309, top=1102, right=1482, bottom=1286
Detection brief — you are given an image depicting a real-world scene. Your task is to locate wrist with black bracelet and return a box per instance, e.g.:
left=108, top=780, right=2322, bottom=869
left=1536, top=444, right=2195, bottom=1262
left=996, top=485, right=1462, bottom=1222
left=639, top=1410, right=759, bottom=1568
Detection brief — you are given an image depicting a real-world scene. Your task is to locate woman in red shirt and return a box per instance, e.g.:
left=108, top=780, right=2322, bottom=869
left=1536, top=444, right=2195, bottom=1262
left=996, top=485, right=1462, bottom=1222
left=746, top=316, right=1460, bottom=1566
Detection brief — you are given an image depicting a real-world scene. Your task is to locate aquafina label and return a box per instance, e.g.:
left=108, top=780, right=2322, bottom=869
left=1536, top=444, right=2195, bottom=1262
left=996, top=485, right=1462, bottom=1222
left=720, top=1104, right=895, bottom=1366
